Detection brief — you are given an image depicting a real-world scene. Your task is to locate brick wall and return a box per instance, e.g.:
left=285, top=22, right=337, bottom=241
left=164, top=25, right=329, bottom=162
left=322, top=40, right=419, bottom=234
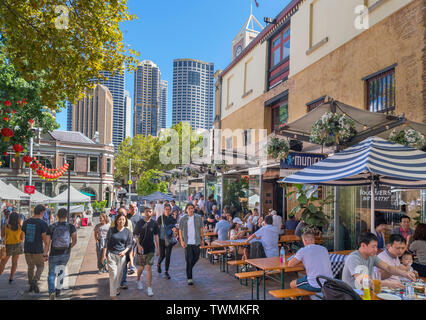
left=288, top=0, right=426, bottom=123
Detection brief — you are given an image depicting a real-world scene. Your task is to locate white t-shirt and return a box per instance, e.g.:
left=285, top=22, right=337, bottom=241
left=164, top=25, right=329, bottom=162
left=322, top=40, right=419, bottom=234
left=375, top=249, right=401, bottom=283
left=187, top=215, right=196, bottom=245
left=272, top=215, right=283, bottom=235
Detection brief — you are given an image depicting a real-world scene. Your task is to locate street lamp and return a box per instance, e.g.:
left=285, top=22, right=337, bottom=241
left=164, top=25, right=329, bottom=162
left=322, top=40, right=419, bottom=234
left=128, top=158, right=144, bottom=197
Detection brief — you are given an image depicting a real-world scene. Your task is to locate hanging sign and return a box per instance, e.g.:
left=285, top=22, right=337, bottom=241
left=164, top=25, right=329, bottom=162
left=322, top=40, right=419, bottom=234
left=24, top=185, right=35, bottom=194
left=280, top=152, right=327, bottom=169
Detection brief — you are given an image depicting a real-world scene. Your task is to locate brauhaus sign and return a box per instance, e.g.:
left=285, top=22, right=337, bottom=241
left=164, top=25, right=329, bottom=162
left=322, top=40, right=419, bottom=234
left=280, top=152, right=327, bottom=169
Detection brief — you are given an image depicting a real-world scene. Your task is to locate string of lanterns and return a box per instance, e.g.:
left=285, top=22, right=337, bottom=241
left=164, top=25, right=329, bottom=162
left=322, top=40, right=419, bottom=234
left=24, top=157, right=70, bottom=181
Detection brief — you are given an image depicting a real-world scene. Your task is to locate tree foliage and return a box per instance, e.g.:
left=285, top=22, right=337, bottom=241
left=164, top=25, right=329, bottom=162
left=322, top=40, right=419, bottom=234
left=0, top=0, right=140, bottom=109
left=0, top=45, right=59, bottom=154
left=136, top=169, right=168, bottom=196
left=114, top=135, right=167, bottom=181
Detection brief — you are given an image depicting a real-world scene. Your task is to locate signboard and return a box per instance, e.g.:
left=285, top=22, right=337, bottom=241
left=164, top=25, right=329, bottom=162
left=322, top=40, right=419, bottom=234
left=358, top=186, right=400, bottom=211
left=24, top=185, right=35, bottom=194
left=20, top=195, right=30, bottom=206
left=280, top=152, right=327, bottom=169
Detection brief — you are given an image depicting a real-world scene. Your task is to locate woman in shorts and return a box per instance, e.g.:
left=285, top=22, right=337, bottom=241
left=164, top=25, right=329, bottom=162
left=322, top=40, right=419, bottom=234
left=0, top=212, right=25, bottom=283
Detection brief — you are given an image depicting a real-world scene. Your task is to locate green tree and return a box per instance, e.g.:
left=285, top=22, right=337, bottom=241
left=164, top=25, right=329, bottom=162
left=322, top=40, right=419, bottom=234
left=136, top=169, right=168, bottom=196
left=114, top=135, right=167, bottom=181
left=0, top=45, right=59, bottom=154
left=0, top=0, right=140, bottom=109
left=223, top=178, right=248, bottom=216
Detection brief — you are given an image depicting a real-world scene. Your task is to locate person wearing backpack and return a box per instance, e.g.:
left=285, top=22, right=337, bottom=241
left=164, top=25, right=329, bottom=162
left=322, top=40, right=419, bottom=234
left=45, top=208, right=77, bottom=300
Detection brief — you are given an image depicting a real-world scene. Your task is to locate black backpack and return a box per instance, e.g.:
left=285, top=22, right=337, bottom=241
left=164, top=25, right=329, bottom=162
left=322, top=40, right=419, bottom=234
left=249, top=241, right=266, bottom=259
left=315, top=276, right=363, bottom=300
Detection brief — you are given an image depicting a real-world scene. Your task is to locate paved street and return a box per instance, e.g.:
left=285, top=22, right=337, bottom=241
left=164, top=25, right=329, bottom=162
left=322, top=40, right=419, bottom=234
left=0, top=217, right=298, bottom=300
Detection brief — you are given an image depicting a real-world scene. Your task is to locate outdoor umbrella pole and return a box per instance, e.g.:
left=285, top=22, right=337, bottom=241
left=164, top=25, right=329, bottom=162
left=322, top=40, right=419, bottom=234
left=67, top=167, right=71, bottom=223
left=370, top=177, right=375, bottom=233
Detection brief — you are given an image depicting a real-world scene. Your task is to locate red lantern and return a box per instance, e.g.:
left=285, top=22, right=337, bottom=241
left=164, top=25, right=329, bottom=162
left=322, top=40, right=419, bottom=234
left=23, top=155, right=32, bottom=163
left=30, top=162, right=38, bottom=170
left=3, top=117, right=9, bottom=122
left=1, top=127, right=14, bottom=142
left=22, top=99, right=27, bottom=105
left=13, top=144, right=24, bottom=157
left=28, top=119, right=35, bottom=128
left=3, top=100, right=11, bottom=107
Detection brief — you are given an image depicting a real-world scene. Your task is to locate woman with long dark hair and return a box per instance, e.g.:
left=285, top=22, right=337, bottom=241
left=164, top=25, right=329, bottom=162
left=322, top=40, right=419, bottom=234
left=409, top=223, right=426, bottom=277
left=156, top=204, right=177, bottom=279
left=0, top=212, right=24, bottom=283
left=101, top=213, right=132, bottom=299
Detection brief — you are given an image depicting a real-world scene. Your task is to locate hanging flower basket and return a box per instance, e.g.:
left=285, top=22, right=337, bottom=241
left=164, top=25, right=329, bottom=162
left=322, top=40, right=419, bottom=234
left=389, top=128, right=425, bottom=149
left=310, top=112, right=356, bottom=146
left=267, top=137, right=290, bottom=160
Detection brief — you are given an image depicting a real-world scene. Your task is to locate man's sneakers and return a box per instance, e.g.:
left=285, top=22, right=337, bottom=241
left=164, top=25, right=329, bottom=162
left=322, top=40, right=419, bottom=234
left=157, top=264, right=162, bottom=273
left=98, top=269, right=103, bottom=274
left=128, top=266, right=136, bottom=275
left=55, top=289, right=61, bottom=297
left=147, top=287, right=154, bottom=297
left=137, top=280, right=144, bottom=290
left=165, top=271, right=171, bottom=280
left=187, top=279, right=194, bottom=286
left=49, top=292, right=56, bottom=300
left=120, top=283, right=128, bottom=290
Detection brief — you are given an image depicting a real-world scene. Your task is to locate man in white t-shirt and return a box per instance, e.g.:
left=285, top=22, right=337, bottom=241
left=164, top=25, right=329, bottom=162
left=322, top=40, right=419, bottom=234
left=375, top=234, right=418, bottom=289
left=288, top=230, right=333, bottom=292
left=271, top=210, right=283, bottom=235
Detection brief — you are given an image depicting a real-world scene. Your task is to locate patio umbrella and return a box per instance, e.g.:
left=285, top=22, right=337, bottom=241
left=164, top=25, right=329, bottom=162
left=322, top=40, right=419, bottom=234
left=139, top=191, right=175, bottom=202
left=278, top=136, right=426, bottom=231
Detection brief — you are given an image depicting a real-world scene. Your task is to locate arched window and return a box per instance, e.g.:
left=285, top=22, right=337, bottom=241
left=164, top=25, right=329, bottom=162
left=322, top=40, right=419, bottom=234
left=37, top=157, right=53, bottom=169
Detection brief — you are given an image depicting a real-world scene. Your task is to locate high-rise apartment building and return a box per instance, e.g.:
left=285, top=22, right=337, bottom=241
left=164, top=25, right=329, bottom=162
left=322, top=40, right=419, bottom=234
left=98, top=70, right=125, bottom=151
left=124, top=90, right=132, bottom=138
left=66, top=101, right=73, bottom=131
left=172, top=59, right=214, bottom=130
left=160, top=80, right=168, bottom=129
left=133, top=60, right=161, bottom=137
left=71, top=84, right=113, bottom=145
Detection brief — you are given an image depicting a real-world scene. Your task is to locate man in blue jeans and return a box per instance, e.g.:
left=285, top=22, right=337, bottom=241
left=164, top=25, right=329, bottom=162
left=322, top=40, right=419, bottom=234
left=45, top=208, right=77, bottom=300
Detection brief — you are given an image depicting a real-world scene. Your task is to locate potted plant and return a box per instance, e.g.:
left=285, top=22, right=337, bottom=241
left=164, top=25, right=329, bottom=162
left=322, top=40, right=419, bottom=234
left=267, top=137, right=290, bottom=160
left=389, top=128, right=425, bottom=149
left=286, top=184, right=333, bottom=235
left=310, top=112, right=356, bottom=147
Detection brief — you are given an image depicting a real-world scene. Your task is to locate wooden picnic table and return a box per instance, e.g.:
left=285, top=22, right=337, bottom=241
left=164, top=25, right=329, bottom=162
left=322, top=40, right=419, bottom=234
left=202, top=231, right=218, bottom=237
left=245, top=256, right=306, bottom=299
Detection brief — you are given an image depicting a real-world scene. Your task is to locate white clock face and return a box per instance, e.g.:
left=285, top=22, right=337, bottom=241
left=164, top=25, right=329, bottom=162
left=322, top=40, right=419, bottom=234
left=236, top=45, right=242, bottom=57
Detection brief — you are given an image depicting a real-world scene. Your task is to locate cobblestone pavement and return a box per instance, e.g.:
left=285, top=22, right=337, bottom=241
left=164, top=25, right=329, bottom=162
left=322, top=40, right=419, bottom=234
left=0, top=220, right=94, bottom=300
left=71, top=232, right=299, bottom=300
left=0, top=217, right=300, bottom=300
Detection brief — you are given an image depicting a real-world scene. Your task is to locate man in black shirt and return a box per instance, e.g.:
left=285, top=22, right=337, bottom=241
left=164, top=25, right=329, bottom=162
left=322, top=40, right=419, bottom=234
left=21, top=204, right=49, bottom=295
left=134, top=207, right=159, bottom=297
left=45, top=208, right=77, bottom=300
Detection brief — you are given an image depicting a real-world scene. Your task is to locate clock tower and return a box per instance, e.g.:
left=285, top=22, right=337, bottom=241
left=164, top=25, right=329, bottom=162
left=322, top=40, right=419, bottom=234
left=232, top=9, right=263, bottom=60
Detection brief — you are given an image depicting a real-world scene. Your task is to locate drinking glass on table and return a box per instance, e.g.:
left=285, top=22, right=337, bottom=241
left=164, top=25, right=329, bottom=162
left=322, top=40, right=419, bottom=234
left=372, top=270, right=381, bottom=294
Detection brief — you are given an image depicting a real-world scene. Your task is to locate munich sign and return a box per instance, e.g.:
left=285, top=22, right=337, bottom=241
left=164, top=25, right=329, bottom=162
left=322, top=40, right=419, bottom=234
left=280, top=152, right=327, bottom=169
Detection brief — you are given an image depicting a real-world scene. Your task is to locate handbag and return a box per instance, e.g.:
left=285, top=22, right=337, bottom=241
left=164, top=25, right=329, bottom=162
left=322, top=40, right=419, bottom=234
left=161, top=216, right=177, bottom=247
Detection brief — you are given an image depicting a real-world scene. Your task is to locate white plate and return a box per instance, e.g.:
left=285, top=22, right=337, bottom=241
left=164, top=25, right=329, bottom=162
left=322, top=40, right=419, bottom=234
left=377, top=293, right=402, bottom=300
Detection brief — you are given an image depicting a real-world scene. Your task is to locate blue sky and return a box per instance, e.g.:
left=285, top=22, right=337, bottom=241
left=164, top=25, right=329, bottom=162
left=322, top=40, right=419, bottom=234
left=56, top=0, right=291, bottom=132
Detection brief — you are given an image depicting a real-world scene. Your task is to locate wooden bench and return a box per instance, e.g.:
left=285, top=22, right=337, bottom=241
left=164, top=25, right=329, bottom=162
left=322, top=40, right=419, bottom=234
left=235, top=270, right=280, bottom=300
left=227, top=259, right=247, bottom=276
left=207, top=250, right=228, bottom=271
left=269, top=288, right=317, bottom=300
left=200, top=245, right=223, bottom=259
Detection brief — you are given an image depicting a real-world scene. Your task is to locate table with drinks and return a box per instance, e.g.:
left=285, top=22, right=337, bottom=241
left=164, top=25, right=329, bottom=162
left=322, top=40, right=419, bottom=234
left=361, top=271, right=426, bottom=300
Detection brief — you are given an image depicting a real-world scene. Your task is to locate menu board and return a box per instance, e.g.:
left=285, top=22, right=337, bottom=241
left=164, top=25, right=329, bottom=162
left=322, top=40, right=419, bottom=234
left=358, top=186, right=400, bottom=211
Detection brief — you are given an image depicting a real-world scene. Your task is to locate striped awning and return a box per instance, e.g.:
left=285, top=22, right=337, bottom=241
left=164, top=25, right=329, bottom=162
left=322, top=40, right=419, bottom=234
left=278, top=137, right=426, bottom=188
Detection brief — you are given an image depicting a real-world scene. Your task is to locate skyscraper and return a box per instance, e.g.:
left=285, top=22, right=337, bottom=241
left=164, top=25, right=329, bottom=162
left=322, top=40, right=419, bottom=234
left=133, top=60, right=161, bottom=137
left=124, top=90, right=132, bottom=138
left=172, top=59, right=214, bottom=130
left=66, top=101, right=73, bottom=131
left=160, top=80, right=168, bottom=129
left=71, top=84, right=113, bottom=145
left=98, top=70, right=125, bottom=151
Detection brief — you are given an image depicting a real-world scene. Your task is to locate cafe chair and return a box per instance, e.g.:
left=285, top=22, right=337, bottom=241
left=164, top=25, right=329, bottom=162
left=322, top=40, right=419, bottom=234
left=315, top=276, right=363, bottom=300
